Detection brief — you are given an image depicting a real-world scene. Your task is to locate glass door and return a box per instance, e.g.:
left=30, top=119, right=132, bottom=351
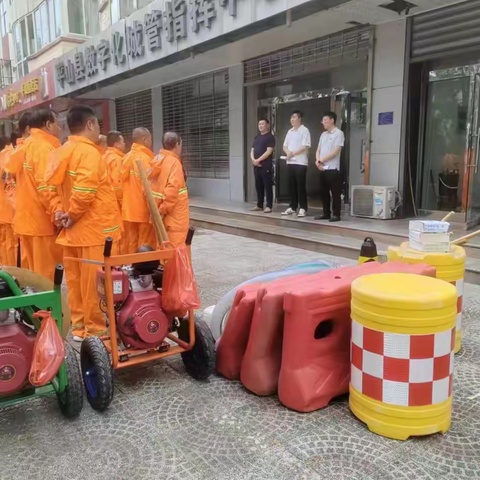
left=421, top=67, right=470, bottom=214
left=466, top=70, right=480, bottom=226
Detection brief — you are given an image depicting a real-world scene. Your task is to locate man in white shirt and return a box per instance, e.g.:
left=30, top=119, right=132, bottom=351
left=282, top=111, right=311, bottom=217
left=315, top=111, right=345, bottom=222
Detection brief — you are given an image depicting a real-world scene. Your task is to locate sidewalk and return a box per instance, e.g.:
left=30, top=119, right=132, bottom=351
left=1, top=229, right=480, bottom=479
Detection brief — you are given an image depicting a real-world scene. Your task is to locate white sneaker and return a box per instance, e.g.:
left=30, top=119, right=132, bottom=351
left=281, top=208, right=295, bottom=216
left=297, top=209, right=307, bottom=218
left=73, top=336, right=84, bottom=343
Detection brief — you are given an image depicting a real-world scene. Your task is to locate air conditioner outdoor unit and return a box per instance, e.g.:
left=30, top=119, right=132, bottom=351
left=351, top=185, right=396, bottom=220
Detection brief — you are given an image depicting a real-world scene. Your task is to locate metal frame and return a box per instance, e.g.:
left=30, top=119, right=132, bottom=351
left=69, top=249, right=196, bottom=371
left=0, top=270, right=67, bottom=408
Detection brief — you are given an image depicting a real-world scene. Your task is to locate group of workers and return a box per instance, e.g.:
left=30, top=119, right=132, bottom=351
left=0, top=105, right=189, bottom=340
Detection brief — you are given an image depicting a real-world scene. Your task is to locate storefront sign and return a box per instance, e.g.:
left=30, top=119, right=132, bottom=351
left=54, top=0, right=313, bottom=96
left=0, top=60, right=55, bottom=118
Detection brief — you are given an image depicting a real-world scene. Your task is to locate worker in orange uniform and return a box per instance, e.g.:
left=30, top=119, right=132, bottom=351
left=5, top=109, right=63, bottom=280
left=45, top=105, right=122, bottom=341
left=104, top=131, right=127, bottom=253
left=121, top=127, right=156, bottom=253
left=149, top=132, right=189, bottom=247
left=104, top=131, right=126, bottom=207
left=97, top=134, right=107, bottom=154
left=0, top=135, right=16, bottom=265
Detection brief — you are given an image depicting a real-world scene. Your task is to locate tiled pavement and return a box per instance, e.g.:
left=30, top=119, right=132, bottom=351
left=1, top=229, right=480, bottom=480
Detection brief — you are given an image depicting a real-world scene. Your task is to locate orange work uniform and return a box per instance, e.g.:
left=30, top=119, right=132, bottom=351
left=46, top=136, right=122, bottom=338
left=104, top=147, right=127, bottom=254
left=121, top=143, right=156, bottom=253
left=0, top=145, right=16, bottom=265
left=149, top=149, right=189, bottom=248
left=5, top=130, right=62, bottom=280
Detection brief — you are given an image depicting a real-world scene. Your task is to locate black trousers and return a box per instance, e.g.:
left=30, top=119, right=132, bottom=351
left=254, top=166, right=273, bottom=209
left=288, top=164, right=308, bottom=211
left=319, top=169, right=342, bottom=217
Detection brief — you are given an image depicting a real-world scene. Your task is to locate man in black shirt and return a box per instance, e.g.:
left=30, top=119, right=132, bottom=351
left=251, top=118, right=276, bottom=213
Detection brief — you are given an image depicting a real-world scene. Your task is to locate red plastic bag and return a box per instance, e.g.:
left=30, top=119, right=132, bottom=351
left=162, top=245, right=201, bottom=314
left=29, top=311, right=66, bottom=387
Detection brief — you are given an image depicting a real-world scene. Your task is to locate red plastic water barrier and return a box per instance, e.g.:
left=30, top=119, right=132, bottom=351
left=278, top=262, right=436, bottom=412
left=240, top=275, right=312, bottom=396
left=215, top=284, right=260, bottom=379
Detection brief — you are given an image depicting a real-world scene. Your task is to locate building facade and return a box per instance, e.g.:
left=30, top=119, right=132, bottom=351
left=1, top=0, right=479, bottom=226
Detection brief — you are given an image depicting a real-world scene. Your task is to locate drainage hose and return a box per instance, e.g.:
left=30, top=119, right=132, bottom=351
left=207, top=260, right=333, bottom=340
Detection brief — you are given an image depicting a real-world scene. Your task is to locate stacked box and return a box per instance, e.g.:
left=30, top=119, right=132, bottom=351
left=409, top=221, right=451, bottom=252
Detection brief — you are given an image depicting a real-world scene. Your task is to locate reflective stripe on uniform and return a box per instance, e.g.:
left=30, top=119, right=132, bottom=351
left=152, top=191, right=164, bottom=199
left=22, top=163, right=32, bottom=171
left=66, top=170, right=77, bottom=177
left=36, top=185, right=47, bottom=192
left=73, top=186, right=98, bottom=194
left=179, top=188, right=188, bottom=195
left=103, top=225, right=120, bottom=233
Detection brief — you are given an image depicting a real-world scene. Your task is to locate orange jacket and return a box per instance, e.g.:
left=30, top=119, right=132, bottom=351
left=45, top=136, right=122, bottom=247
left=5, top=130, right=59, bottom=236
left=0, top=145, right=14, bottom=224
left=103, top=147, right=125, bottom=204
left=121, top=143, right=155, bottom=223
left=148, top=149, right=189, bottom=236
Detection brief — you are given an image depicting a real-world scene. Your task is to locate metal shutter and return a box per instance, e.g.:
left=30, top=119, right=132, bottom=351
left=411, top=0, right=480, bottom=63
left=244, top=27, right=371, bottom=85
left=162, top=70, right=229, bottom=179
left=115, top=89, right=153, bottom=147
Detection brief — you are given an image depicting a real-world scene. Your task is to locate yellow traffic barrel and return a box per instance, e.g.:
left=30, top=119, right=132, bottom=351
left=388, top=243, right=465, bottom=353
left=350, top=273, right=457, bottom=441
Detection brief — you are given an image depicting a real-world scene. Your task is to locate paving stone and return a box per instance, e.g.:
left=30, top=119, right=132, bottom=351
left=0, top=229, right=479, bottom=479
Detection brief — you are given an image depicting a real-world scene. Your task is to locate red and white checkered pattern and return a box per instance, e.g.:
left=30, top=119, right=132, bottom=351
left=351, top=321, right=455, bottom=407
left=452, top=279, right=464, bottom=334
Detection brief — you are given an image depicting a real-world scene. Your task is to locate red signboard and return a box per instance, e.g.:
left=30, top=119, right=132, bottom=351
left=0, top=59, right=56, bottom=119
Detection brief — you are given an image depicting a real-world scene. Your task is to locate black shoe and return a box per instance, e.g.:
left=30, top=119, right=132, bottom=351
left=314, top=215, right=331, bottom=220
left=329, top=216, right=341, bottom=223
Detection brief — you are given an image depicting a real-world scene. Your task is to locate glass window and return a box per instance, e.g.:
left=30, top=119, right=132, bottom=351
left=14, top=23, right=22, bottom=62
left=54, top=0, right=62, bottom=37
left=0, top=0, right=6, bottom=38
left=120, top=0, right=135, bottom=19
left=111, top=0, right=120, bottom=23
left=68, top=0, right=85, bottom=35
left=85, top=0, right=99, bottom=36
left=23, top=60, right=29, bottom=76
left=35, top=9, right=42, bottom=51
left=137, top=0, right=152, bottom=8
left=20, top=19, right=28, bottom=58
left=16, top=62, right=23, bottom=80
left=48, top=0, right=55, bottom=41
left=27, top=14, right=36, bottom=54
left=40, top=3, right=50, bottom=46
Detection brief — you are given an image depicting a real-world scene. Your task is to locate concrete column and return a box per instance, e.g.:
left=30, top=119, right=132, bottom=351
left=152, top=86, right=163, bottom=153
left=228, top=64, right=245, bottom=202
left=369, top=20, right=407, bottom=189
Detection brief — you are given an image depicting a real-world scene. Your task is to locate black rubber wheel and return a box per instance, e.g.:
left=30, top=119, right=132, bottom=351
left=57, top=344, right=84, bottom=419
left=80, top=336, right=114, bottom=412
left=179, top=317, right=215, bottom=380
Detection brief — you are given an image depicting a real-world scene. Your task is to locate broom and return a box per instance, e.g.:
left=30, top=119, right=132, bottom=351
left=136, top=159, right=169, bottom=245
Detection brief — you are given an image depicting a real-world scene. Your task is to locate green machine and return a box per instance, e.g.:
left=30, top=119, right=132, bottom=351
left=0, top=265, right=83, bottom=418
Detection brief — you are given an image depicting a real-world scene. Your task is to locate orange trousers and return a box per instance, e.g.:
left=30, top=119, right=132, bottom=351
left=123, top=221, right=156, bottom=253
left=64, top=244, right=118, bottom=339
left=0, top=223, right=17, bottom=266
left=20, top=234, right=63, bottom=282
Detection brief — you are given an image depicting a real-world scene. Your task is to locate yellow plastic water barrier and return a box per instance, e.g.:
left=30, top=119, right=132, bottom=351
left=387, top=243, right=465, bottom=353
left=350, top=273, right=457, bottom=441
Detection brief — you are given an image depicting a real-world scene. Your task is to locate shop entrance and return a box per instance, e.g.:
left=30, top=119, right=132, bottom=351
left=418, top=64, right=480, bottom=226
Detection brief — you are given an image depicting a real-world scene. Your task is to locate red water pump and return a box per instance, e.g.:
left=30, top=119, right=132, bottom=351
left=96, top=263, right=172, bottom=350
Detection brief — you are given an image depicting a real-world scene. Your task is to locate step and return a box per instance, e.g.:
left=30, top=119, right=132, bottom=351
left=190, top=203, right=480, bottom=260
left=190, top=210, right=480, bottom=285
